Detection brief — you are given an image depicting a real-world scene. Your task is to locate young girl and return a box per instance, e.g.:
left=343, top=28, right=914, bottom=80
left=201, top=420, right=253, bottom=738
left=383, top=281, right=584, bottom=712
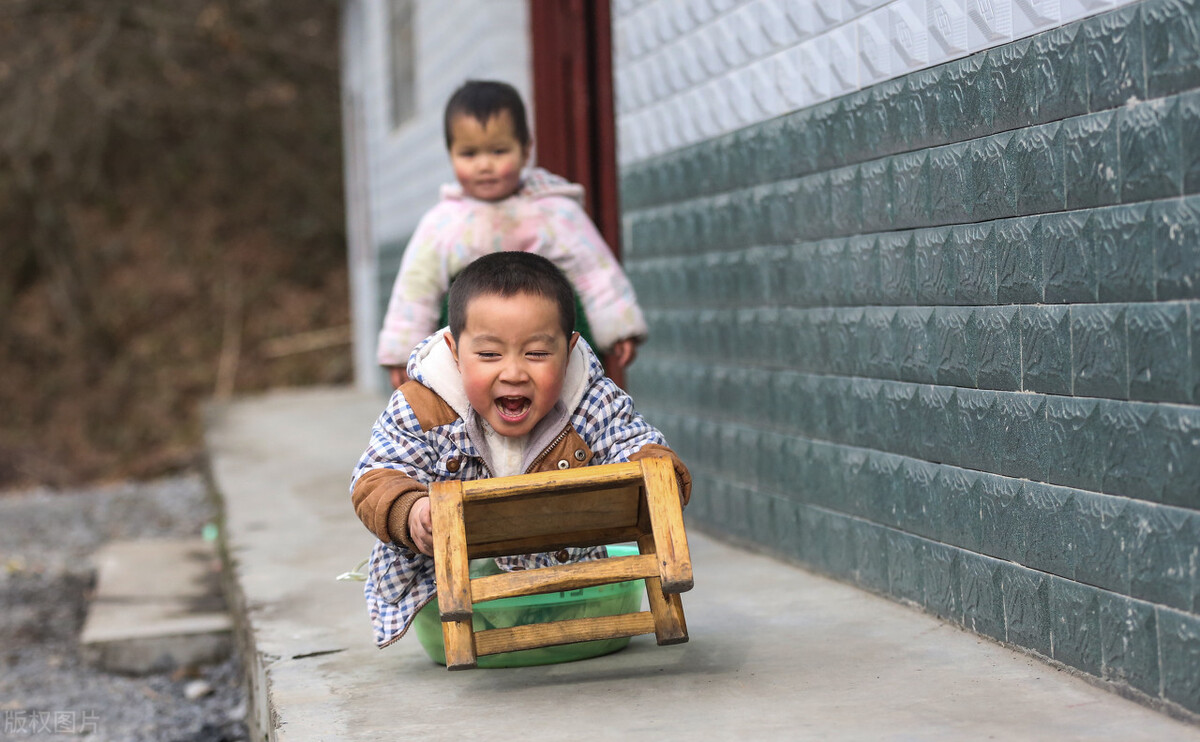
left=376, top=80, right=648, bottom=388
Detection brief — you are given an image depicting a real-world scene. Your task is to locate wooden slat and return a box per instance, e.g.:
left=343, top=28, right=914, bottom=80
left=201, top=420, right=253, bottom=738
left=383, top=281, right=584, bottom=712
left=637, top=532, right=688, bottom=645
left=464, top=485, right=641, bottom=546
left=470, top=554, right=658, bottom=603
left=474, top=611, right=657, bottom=656
left=429, top=481, right=472, bottom=621
left=441, top=619, right=477, bottom=670
left=466, top=525, right=644, bottom=560
left=640, top=457, right=693, bottom=593
left=459, top=461, right=643, bottom=502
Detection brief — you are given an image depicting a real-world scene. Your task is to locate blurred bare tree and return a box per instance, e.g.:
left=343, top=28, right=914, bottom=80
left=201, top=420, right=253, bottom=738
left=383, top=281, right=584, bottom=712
left=0, top=0, right=349, bottom=489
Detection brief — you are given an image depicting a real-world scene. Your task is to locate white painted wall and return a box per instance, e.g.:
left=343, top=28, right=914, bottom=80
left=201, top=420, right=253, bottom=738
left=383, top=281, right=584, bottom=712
left=613, top=0, right=1141, bottom=165
left=340, top=0, right=532, bottom=390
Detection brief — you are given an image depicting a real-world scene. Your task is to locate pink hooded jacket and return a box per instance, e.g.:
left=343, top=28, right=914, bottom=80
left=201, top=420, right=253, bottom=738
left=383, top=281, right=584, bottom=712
left=376, top=168, right=649, bottom=367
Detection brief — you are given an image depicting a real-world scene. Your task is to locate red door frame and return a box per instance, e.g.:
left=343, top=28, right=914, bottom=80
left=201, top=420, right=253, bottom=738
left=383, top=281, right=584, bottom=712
left=528, top=0, right=621, bottom=259
left=529, top=0, right=626, bottom=385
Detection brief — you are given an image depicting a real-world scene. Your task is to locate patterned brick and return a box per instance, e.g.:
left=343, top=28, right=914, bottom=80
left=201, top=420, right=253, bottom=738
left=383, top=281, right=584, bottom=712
left=932, top=466, right=982, bottom=553
left=1020, top=305, right=1073, bottom=395
left=977, top=474, right=1027, bottom=563
left=960, top=553, right=1006, bottom=642
left=914, top=227, right=956, bottom=304
left=937, top=55, right=991, bottom=143
left=1008, top=122, right=1066, bottom=216
left=932, top=307, right=978, bottom=388
left=1099, top=592, right=1161, bottom=698
left=1071, top=491, right=1132, bottom=595
left=891, top=150, right=931, bottom=230
left=949, top=223, right=998, bottom=306
left=915, top=384, right=959, bottom=465
left=1042, top=212, right=1095, bottom=303
left=969, top=132, right=1016, bottom=222
left=887, top=530, right=926, bottom=604
left=957, top=389, right=1000, bottom=473
left=999, top=563, right=1052, bottom=657
left=1083, top=4, right=1147, bottom=112
left=877, top=232, right=917, bottom=305
left=1022, top=483, right=1077, bottom=582
left=1125, top=503, right=1197, bottom=611
left=858, top=309, right=897, bottom=382
left=923, top=541, right=963, bottom=623
left=928, top=142, right=972, bottom=225
left=1063, top=111, right=1121, bottom=210
left=986, top=40, right=1035, bottom=134
left=1158, top=607, right=1200, bottom=714
left=1127, top=303, right=1190, bottom=403
left=1071, top=304, right=1129, bottom=399
left=1088, top=204, right=1155, bottom=303
left=1156, top=405, right=1200, bottom=510
left=1119, top=98, right=1183, bottom=203
left=1144, top=0, right=1200, bottom=100
left=860, top=158, right=893, bottom=234
left=1044, top=396, right=1105, bottom=493
left=1151, top=197, right=1200, bottom=301
left=976, top=307, right=1022, bottom=391
left=1049, top=576, right=1103, bottom=676
left=1099, top=400, right=1165, bottom=502
left=893, top=308, right=935, bottom=384
left=995, top=217, right=1044, bottom=304
left=829, top=165, right=863, bottom=236
left=1024, top=22, right=1090, bottom=124
left=851, top=519, right=891, bottom=593
left=1182, top=90, right=1200, bottom=194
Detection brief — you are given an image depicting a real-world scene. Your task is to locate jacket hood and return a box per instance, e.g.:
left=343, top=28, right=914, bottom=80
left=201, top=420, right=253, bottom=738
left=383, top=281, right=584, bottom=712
left=439, top=166, right=585, bottom=205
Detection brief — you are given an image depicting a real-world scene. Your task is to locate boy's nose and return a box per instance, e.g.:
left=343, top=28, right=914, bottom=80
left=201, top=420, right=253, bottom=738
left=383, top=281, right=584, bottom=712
left=498, top=359, right=529, bottom=382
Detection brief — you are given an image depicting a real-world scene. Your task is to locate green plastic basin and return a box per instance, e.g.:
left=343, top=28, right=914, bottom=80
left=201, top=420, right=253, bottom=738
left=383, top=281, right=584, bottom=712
left=413, top=544, right=644, bottom=668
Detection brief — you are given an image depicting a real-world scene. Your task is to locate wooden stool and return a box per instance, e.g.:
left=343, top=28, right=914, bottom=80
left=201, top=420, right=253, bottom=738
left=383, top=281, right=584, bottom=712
left=429, top=457, right=692, bottom=670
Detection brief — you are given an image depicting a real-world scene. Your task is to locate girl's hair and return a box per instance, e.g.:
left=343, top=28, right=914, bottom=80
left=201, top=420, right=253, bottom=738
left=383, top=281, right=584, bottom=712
left=443, top=80, right=531, bottom=149
left=448, top=252, right=575, bottom=342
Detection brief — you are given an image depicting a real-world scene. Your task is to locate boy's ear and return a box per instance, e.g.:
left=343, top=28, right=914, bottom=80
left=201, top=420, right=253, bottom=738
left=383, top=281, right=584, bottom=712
left=568, top=331, right=579, bottom=353
left=444, top=331, right=459, bottom=363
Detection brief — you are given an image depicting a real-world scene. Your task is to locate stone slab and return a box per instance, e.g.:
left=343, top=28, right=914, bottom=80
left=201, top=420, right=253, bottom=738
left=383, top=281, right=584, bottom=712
left=80, top=538, right=232, bottom=674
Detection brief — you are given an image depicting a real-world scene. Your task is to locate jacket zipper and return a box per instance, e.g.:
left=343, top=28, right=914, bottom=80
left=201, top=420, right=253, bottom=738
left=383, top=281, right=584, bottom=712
left=524, top=426, right=571, bottom=474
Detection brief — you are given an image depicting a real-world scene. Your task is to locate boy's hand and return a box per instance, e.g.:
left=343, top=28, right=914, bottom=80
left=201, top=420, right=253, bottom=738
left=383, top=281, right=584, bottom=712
left=408, top=496, right=433, bottom=555
left=389, top=366, right=410, bottom=389
left=608, top=338, right=639, bottom=369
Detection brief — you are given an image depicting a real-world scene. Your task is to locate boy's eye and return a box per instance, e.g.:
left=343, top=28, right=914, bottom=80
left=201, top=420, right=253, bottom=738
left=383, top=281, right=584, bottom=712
left=526, top=351, right=550, bottom=359
left=476, top=351, right=500, bottom=359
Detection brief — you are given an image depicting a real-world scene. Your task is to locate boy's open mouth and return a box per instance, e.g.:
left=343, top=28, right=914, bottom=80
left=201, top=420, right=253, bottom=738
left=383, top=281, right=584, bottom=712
left=495, top=395, right=531, bottom=423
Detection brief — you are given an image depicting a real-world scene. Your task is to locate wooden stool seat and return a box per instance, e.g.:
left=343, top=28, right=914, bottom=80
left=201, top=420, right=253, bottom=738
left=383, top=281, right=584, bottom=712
left=429, top=457, right=692, bottom=670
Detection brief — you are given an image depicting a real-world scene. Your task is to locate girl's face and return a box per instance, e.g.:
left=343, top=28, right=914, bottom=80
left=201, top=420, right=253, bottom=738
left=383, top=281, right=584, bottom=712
left=447, top=111, right=530, bottom=202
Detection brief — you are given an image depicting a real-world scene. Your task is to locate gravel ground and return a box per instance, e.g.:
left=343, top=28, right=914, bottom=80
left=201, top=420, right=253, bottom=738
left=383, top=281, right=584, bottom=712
left=0, top=474, right=249, bottom=742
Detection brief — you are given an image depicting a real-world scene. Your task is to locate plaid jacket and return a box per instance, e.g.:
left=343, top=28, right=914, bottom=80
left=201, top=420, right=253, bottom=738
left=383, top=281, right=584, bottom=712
left=351, top=334, right=684, bottom=648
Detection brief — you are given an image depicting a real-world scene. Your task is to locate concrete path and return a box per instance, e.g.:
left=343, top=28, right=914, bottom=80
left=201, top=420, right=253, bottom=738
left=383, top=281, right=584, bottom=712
left=205, top=387, right=1200, bottom=741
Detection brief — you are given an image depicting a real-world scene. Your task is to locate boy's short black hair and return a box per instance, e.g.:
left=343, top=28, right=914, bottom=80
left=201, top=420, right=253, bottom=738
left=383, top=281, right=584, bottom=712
left=443, top=80, right=531, bottom=149
left=448, top=252, right=575, bottom=342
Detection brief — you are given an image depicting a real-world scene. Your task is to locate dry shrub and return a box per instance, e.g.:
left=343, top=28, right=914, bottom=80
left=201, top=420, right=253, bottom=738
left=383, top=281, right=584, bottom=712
left=0, top=0, right=349, bottom=489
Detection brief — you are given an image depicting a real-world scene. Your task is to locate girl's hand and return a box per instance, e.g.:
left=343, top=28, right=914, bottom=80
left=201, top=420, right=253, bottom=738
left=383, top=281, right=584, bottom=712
left=389, top=366, right=410, bottom=389
left=609, top=338, right=639, bottom=369
left=408, top=497, right=434, bottom=555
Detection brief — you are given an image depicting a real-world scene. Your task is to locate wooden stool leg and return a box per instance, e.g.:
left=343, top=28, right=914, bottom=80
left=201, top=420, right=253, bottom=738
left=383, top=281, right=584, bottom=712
left=430, top=481, right=477, bottom=669
left=640, top=458, right=693, bottom=593
left=637, top=532, right=688, bottom=646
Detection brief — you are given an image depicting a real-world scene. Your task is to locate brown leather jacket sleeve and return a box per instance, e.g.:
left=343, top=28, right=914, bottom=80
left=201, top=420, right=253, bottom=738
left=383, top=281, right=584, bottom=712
left=628, top=443, right=692, bottom=506
left=351, top=468, right=428, bottom=551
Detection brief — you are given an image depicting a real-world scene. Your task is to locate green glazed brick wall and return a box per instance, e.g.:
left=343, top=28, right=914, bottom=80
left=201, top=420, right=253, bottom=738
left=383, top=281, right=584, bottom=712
left=620, top=0, right=1200, bottom=716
